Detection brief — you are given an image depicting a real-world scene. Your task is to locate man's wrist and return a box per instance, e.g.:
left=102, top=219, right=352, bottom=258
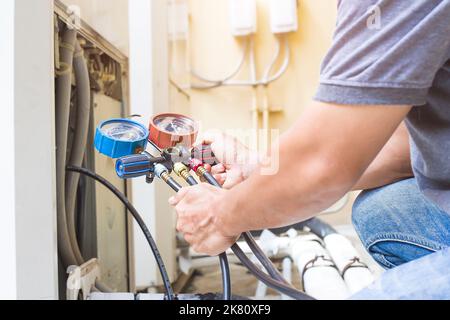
left=239, top=152, right=260, bottom=180
left=215, top=191, right=243, bottom=238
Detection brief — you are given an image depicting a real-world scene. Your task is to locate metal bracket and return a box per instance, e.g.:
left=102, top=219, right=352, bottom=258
left=66, top=258, right=101, bottom=300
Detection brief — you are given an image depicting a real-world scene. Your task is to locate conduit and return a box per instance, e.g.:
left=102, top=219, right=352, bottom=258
left=56, top=27, right=113, bottom=294
left=65, top=41, right=91, bottom=265
left=55, top=27, right=79, bottom=267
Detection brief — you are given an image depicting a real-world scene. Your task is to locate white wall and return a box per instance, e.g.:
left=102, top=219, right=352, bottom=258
left=0, top=0, right=18, bottom=300
left=0, top=0, right=58, bottom=299
left=129, top=0, right=176, bottom=289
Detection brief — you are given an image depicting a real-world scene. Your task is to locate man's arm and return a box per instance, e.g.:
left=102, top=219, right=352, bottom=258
left=353, top=122, right=413, bottom=191
left=170, top=101, right=411, bottom=255
left=219, top=101, right=411, bottom=236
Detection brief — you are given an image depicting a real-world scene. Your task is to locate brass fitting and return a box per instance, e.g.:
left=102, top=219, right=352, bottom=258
left=196, top=166, right=207, bottom=177
left=173, top=163, right=191, bottom=181
left=160, top=171, right=171, bottom=183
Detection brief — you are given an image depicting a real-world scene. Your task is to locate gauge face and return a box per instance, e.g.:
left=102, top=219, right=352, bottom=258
left=153, top=115, right=196, bottom=135
left=149, top=113, right=199, bottom=149
left=101, top=121, right=148, bottom=142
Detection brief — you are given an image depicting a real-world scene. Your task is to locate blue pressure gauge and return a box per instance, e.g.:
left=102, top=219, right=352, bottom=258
left=94, top=119, right=149, bottom=159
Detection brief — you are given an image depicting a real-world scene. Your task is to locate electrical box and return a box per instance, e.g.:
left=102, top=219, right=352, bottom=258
left=269, top=0, right=298, bottom=34
left=229, top=0, right=257, bottom=37
left=168, top=0, right=189, bottom=41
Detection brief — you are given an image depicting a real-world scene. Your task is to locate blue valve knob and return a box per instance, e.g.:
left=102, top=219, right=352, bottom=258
left=116, top=154, right=154, bottom=179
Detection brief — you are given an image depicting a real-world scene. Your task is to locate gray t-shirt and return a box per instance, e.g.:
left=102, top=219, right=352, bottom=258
left=315, top=0, right=450, bottom=213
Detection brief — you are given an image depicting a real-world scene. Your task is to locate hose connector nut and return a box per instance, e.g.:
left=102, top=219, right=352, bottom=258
left=188, top=158, right=203, bottom=173
left=174, top=163, right=190, bottom=179
left=154, top=164, right=168, bottom=180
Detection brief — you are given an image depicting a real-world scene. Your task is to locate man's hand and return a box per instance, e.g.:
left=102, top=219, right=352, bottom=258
left=169, top=183, right=239, bottom=256
left=199, top=131, right=257, bottom=189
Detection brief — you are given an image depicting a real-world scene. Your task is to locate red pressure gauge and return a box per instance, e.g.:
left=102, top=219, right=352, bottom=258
left=149, top=113, right=199, bottom=150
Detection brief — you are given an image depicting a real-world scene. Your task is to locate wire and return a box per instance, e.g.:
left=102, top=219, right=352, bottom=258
left=66, top=166, right=176, bottom=301
left=264, top=36, right=290, bottom=85
left=190, top=36, right=291, bottom=90
left=191, top=38, right=250, bottom=85
left=261, top=36, right=282, bottom=82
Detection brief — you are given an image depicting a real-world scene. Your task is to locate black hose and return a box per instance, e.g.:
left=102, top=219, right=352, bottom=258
left=202, top=171, right=222, bottom=187
left=186, top=176, right=198, bottom=187
left=165, top=177, right=183, bottom=193
left=66, top=166, right=175, bottom=300
left=217, top=253, right=232, bottom=300
left=242, top=232, right=289, bottom=284
left=182, top=173, right=232, bottom=300
left=231, top=244, right=314, bottom=300
left=202, top=171, right=288, bottom=284
left=196, top=171, right=314, bottom=300
left=303, top=218, right=337, bottom=239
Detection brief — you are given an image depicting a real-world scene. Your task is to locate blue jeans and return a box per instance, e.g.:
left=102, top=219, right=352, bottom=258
left=352, top=178, right=450, bottom=269
left=351, top=246, right=450, bottom=299
left=351, top=178, right=450, bottom=299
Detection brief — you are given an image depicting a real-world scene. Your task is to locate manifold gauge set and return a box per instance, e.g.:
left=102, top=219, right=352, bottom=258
left=94, top=113, right=208, bottom=181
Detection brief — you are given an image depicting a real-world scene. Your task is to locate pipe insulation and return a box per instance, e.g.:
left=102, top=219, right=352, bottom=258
left=55, top=27, right=79, bottom=267
left=281, top=258, right=293, bottom=300
left=304, top=218, right=337, bottom=239
left=323, top=233, right=375, bottom=294
left=290, top=239, right=350, bottom=300
left=65, top=41, right=91, bottom=264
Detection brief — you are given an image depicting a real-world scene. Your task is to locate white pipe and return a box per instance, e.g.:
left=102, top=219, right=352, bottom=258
left=187, top=230, right=370, bottom=299
left=261, top=88, right=270, bottom=153
left=290, top=239, right=350, bottom=300
left=324, top=234, right=375, bottom=294
left=255, top=281, right=268, bottom=299
left=281, top=258, right=293, bottom=300
left=249, top=36, right=259, bottom=148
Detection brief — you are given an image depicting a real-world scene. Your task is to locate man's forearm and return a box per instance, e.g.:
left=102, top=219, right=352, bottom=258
left=353, top=123, right=413, bottom=191
left=216, top=102, right=411, bottom=236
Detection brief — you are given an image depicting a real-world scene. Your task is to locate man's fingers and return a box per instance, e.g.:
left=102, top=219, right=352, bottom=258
left=183, top=233, right=195, bottom=244
left=211, top=163, right=225, bottom=174
left=168, top=187, right=190, bottom=206
left=193, top=130, right=222, bottom=148
left=213, top=173, right=226, bottom=186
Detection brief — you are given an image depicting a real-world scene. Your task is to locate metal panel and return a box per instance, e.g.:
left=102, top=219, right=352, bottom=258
left=0, top=0, right=58, bottom=299
left=93, top=93, right=129, bottom=292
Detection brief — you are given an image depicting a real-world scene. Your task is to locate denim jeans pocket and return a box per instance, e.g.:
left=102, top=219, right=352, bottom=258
left=364, top=232, right=446, bottom=268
